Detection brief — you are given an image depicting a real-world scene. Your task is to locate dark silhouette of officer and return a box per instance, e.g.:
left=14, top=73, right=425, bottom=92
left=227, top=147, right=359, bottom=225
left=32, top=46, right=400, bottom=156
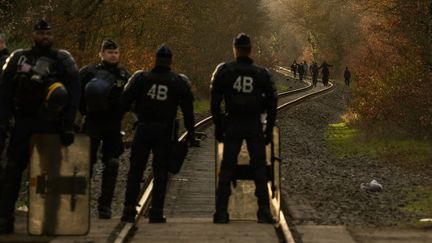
left=210, top=33, right=278, bottom=224
left=0, top=32, right=10, bottom=183
left=121, top=44, right=197, bottom=223
left=344, top=66, right=351, bottom=86
left=0, top=32, right=9, bottom=71
left=0, top=19, right=80, bottom=234
left=79, top=39, right=130, bottom=219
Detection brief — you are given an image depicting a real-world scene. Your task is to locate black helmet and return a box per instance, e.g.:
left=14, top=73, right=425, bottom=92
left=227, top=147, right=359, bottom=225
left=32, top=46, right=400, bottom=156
left=233, top=33, right=251, bottom=48
left=156, top=44, right=172, bottom=59
left=101, top=39, right=118, bottom=51
left=34, top=19, right=51, bottom=31
left=45, top=82, right=68, bottom=113
left=84, top=78, right=112, bottom=112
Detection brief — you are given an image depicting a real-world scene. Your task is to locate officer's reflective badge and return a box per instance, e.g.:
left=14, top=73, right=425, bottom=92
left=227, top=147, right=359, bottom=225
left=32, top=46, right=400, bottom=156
left=215, top=126, right=281, bottom=222
left=28, top=134, right=90, bottom=235
left=119, top=70, right=128, bottom=78
left=114, top=79, right=125, bottom=88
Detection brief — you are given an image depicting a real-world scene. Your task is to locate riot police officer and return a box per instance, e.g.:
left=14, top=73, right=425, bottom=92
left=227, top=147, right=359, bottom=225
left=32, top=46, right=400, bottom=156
left=210, top=33, right=278, bottom=224
left=0, top=32, right=9, bottom=70
left=79, top=39, right=130, bottom=219
left=0, top=19, right=80, bottom=234
left=121, top=44, right=197, bottom=223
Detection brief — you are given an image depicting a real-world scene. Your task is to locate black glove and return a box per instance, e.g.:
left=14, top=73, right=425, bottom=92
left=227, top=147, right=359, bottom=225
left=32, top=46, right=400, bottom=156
left=187, top=133, right=200, bottom=147
left=60, top=131, right=75, bottom=146
left=264, top=127, right=273, bottom=145
left=214, top=125, right=224, bottom=142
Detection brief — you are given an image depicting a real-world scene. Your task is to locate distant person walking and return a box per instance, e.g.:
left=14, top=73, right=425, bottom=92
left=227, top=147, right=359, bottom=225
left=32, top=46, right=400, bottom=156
left=310, top=62, right=318, bottom=87
left=290, top=60, right=297, bottom=78
left=297, top=62, right=304, bottom=81
left=319, top=61, right=333, bottom=86
left=302, top=61, right=308, bottom=79
left=344, top=66, right=351, bottom=86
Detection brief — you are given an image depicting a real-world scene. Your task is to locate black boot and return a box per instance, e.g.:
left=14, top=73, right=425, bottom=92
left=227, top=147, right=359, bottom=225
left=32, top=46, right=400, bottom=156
left=121, top=206, right=137, bottom=223
left=98, top=205, right=112, bottom=219
left=257, top=207, right=277, bottom=224
left=213, top=210, right=229, bottom=224
left=214, top=194, right=230, bottom=224
left=98, top=158, right=119, bottom=219
left=148, top=208, right=166, bottom=223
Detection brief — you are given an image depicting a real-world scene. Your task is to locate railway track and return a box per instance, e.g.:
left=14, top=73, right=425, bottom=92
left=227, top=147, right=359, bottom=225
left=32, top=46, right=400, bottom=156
left=112, top=67, right=334, bottom=243
left=0, top=66, right=334, bottom=243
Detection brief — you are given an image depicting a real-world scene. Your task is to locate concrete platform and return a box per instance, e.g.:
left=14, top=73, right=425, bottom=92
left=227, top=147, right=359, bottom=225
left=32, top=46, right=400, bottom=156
left=296, top=225, right=356, bottom=243
left=133, top=218, right=279, bottom=243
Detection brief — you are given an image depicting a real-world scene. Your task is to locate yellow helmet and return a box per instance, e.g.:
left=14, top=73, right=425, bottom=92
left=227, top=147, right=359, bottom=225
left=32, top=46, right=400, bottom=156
left=45, top=82, right=68, bottom=113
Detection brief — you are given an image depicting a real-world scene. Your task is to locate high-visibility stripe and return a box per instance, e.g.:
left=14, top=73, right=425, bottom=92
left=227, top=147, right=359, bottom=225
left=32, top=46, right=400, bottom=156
left=46, top=82, right=64, bottom=102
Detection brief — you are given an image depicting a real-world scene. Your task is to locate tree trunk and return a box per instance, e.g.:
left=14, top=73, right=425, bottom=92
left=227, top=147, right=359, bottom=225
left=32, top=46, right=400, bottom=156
left=429, top=0, right=432, bottom=70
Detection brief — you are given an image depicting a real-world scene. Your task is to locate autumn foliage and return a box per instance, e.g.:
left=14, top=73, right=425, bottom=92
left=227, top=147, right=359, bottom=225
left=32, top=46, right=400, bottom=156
left=347, top=0, right=432, bottom=138
left=1, top=0, right=431, bottom=138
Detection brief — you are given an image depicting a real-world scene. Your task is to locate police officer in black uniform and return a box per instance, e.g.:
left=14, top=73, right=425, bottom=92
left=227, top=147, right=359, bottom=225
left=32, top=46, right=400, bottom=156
left=0, top=32, right=9, bottom=70
left=0, top=19, right=80, bottom=234
left=0, top=32, right=10, bottom=211
left=79, top=39, right=130, bottom=219
left=210, top=33, right=278, bottom=224
left=121, top=44, right=197, bottom=223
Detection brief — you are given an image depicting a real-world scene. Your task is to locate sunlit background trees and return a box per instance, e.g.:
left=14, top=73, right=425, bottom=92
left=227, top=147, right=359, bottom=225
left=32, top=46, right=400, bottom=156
left=1, top=0, right=431, bottom=137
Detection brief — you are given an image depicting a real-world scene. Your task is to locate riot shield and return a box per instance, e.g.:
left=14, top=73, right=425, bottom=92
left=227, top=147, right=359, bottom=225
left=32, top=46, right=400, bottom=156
left=28, top=134, right=90, bottom=235
left=215, top=126, right=281, bottom=221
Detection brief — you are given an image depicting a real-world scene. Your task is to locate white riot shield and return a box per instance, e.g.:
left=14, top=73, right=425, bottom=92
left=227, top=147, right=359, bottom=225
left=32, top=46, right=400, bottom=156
left=29, top=134, right=90, bottom=235
left=215, top=126, right=281, bottom=221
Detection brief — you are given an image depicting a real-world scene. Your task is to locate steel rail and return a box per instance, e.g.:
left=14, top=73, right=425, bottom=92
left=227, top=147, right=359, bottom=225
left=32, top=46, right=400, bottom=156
left=112, top=68, right=334, bottom=243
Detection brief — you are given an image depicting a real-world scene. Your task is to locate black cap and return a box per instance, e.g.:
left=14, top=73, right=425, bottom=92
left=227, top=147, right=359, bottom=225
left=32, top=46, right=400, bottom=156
left=34, top=19, right=51, bottom=31
left=101, top=39, right=118, bottom=51
left=156, top=44, right=172, bottom=59
left=233, top=33, right=251, bottom=47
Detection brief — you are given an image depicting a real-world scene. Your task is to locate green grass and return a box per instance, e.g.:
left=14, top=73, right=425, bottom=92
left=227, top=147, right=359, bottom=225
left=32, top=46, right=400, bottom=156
left=326, top=123, right=432, bottom=168
left=276, top=81, right=290, bottom=92
left=325, top=122, right=379, bottom=158
left=402, top=186, right=432, bottom=227
left=194, top=99, right=210, bottom=114
left=403, top=187, right=432, bottom=216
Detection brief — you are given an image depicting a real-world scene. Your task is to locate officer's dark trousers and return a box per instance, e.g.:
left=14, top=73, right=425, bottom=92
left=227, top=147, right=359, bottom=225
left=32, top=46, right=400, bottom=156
left=124, top=122, right=170, bottom=212
left=216, top=118, right=269, bottom=212
left=312, top=74, right=318, bottom=86
left=322, top=74, right=329, bottom=86
left=0, top=118, right=60, bottom=224
left=87, top=120, right=124, bottom=209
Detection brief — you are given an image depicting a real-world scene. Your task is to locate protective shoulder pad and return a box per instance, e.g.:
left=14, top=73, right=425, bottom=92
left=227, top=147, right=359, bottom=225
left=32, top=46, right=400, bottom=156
left=130, top=70, right=146, bottom=80
left=56, top=49, right=78, bottom=69
left=2, top=49, right=26, bottom=71
left=211, top=62, right=227, bottom=79
left=178, top=73, right=191, bottom=86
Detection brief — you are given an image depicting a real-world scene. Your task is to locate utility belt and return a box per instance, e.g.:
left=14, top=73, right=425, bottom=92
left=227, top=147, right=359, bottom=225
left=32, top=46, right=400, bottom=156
left=226, top=113, right=261, bottom=121
left=138, top=120, right=171, bottom=128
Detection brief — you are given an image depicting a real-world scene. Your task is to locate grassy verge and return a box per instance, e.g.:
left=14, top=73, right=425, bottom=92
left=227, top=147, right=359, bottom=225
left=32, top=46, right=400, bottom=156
left=402, top=186, right=432, bottom=228
left=326, top=122, right=432, bottom=221
left=325, top=122, right=432, bottom=169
